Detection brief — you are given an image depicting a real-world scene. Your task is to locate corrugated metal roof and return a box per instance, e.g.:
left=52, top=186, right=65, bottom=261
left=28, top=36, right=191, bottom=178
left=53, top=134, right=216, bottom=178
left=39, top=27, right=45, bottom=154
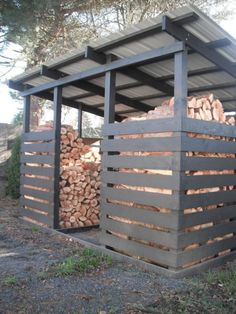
left=10, top=4, right=236, bottom=116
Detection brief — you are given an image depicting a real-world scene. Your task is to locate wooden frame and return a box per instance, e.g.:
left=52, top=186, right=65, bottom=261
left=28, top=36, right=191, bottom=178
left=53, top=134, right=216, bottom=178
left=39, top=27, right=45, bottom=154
left=15, top=9, right=236, bottom=275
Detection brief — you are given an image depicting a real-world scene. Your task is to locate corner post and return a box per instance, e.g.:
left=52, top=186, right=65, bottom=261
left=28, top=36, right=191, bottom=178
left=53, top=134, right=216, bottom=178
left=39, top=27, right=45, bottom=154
left=100, top=68, right=116, bottom=244
left=77, top=105, right=82, bottom=137
left=23, top=95, right=31, bottom=133
left=173, top=46, right=188, bottom=269
left=53, top=87, right=62, bottom=229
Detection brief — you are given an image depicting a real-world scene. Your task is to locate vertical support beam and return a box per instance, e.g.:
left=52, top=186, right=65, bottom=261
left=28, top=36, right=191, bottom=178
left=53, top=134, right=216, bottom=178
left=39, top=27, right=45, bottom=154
left=77, top=105, right=82, bottom=137
left=173, top=46, right=188, bottom=269
left=23, top=95, right=30, bottom=133
left=174, top=48, right=188, bottom=119
left=101, top=70, right=116, bottom=244
left=53, top=87, right=62, bottom=229
left=104, top=71, right=116, bottom=124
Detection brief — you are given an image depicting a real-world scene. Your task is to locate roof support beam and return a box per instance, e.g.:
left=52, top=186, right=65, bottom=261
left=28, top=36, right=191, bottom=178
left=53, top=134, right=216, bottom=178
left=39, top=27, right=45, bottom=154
left=162, top=15, right=236, bottom=79
left=20, top=42, right=184, bottom=97
left=85, top=46, right=174, bottom=95
left=35, top=89, right=123, bottom=122
left=41, top=65, right=153, bottom=112
left=8, top=79, right=123, bottom=121
left=67, top=65, right=221, bottom=102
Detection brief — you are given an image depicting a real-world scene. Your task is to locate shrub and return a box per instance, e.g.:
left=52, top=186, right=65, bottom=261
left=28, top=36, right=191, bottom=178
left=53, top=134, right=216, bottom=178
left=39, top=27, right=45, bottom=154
left=6, top=136, right=21, bottom=199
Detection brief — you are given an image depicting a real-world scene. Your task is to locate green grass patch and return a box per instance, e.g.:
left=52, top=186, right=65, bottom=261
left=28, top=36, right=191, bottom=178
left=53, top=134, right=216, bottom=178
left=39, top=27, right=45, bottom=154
left=48, top=247, right=113, bottom=276
left=3, top=275, right=17, bottom=286
left=206, top=268, right=236, bottom=295
left=131, top=266, right=236, bottom=314
left=31, top=226, right=40, bottom=233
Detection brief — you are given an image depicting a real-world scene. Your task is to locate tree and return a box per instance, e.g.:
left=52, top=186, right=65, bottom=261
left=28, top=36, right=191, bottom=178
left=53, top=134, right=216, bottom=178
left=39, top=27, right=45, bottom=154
left=0, top=0, right=234, bottom=125
left=82, top=112, right=102, bottom=138
left=12, top=109, right=23, bottom=125
left=6, top=136, right=21, bottom=199
left=1, top=0, right=233, bottom=67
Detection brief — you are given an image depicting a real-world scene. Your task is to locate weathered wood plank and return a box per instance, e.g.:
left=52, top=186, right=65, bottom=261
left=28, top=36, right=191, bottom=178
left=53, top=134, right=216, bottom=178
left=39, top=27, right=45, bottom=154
left=22, top=131, right=54, bottom=142
left=101, top=202, right=178, bottom=230
left=20, top=197, right=52, bottom=213
left=101, top=171, right=179, bottom=189
left=21, top=176, right=54, bottom=190
left=178, top=220, right=236, bottom=249
left=102, top=187, right=178, bottom=209
left=21, top=154, right=54, bottom=165
left=177, top=236, right=236, bottom=267
left=101, top=137, right=181, bottom=152
left=20, top=187, right=54, bottom=202
left=102, top=155, right=174, bottom=170
left=20, top=165, right=54, bottom=177
left=102, top=233, right=176, bottom=267
left=21, top=142, right=54, bottom=153
left=102, top=118, right=179, bottom=136
left=101, top=217, right=177, bottom=248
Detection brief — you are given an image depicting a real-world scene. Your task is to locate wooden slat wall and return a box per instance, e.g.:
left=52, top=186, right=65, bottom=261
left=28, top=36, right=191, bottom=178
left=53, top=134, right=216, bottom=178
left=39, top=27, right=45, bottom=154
left=20, top=131, right=55, bottom=227
left=100, top=118, right=236, bottom=271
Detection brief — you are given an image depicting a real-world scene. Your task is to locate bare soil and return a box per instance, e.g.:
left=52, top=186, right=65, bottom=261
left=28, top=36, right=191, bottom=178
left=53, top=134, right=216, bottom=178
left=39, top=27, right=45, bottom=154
left=0, top=197, right=235, bottom=314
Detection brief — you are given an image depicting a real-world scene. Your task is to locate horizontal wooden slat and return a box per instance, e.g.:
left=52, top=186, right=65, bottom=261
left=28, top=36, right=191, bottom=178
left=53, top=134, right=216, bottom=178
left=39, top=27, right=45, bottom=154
left=21, top=154, right=54, bottom=165
left=21, top=176, right=54, bottom=190
left=20, top=187, right=54, bottom=202
left=183, top=118, right=236, bottom=138
left=102, top=171, right=179, bottom=189
left=183, top=156, right=236, bottom=171
left=101, top=217, right=177, bottom=248
left=20, top=165, right=54, bottom=177
left=22, top=131, right=54, bottom=142
left=102, top=118, right=180, bottom=136
left=21, top=142, right=55, bottom=153
left=178, top=220, right=236, bottom=249
left=182, top=174, right=236, bottom=190
left=181, top=190, right=236, bottom=209
left=20, top=197, right=52, bottom=214
left=102, top=233, right=176, bottom=267
left=102, top=202, right=178, bottom=230
left=177, top=236, right=236, bottom=267
left=102, top=187, right=178, bottom=209
left=182, top=137, right=236, bottom=153
left=101, top=137, right=181, bottom=152
left=180, top=205, right=236, bottom=229
left=102, top=155, right=174, bottom=170
left=20, top=207, right=52, bottom=225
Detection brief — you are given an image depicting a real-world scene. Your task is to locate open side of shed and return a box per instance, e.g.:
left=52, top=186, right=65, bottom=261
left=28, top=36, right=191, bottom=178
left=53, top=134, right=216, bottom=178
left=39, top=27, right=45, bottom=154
left=9, top=4, right=236, bottom=276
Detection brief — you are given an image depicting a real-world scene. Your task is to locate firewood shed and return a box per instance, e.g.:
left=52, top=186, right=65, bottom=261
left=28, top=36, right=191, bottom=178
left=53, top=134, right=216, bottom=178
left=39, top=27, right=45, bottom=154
left=9, top=4, right=236, bottom=277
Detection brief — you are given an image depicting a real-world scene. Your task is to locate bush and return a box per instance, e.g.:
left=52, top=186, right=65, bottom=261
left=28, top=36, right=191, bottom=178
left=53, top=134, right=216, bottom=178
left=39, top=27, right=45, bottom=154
left=6, top=136, right=21, bottom=199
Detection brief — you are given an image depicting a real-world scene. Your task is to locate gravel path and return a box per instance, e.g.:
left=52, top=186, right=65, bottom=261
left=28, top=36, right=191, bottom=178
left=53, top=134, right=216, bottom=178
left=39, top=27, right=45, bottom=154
left=0, top=198, right=186, bottom=314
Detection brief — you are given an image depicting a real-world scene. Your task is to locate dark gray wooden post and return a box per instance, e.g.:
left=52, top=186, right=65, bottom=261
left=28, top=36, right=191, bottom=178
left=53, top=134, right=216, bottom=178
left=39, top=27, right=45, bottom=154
left=173, top=46, right=188, bottom=267
left=53, top=87, right=62, bottom=229
left=77, top=105, right=82, bottom=137
left=23, top=95, right=31, bottom=133
left=174, top=48, right=188, bottom=119
left=104, top=71, right=116, bottom=125
left=101, top=69, right=116, bottom=240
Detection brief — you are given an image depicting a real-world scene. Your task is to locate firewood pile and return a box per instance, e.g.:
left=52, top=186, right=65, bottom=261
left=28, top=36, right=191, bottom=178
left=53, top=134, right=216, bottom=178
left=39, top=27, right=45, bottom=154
left=59, top=126, right=101, bottom=229
left=108, top=94, right=235, bottom=265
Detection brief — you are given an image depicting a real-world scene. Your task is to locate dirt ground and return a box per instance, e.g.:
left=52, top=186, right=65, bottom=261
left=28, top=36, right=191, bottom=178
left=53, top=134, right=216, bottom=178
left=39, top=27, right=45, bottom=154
left=0, top=197, right=235, bottom=314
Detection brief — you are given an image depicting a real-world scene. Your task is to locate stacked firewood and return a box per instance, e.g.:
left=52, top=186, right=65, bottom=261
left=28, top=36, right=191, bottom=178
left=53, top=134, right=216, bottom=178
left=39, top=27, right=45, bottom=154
left=109, top=94, right=235, bottom=263
left=59, top=125, right=101, bottom=229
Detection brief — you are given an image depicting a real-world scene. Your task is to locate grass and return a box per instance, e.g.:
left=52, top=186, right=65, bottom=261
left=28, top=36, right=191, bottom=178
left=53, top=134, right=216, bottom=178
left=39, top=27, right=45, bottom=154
left=31, top=226, right=40, bottom=233
left=131, top=266, right=236, bottom=314
left=3, top=275, right=17, bottom=286
left=48, top=247, right=113, bottom=276
left=206, top=268, right=236, bottom=295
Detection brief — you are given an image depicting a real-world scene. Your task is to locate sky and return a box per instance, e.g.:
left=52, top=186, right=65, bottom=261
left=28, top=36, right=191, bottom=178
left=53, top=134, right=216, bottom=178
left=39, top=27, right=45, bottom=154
left=0, top=7, right=236, bottom=124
